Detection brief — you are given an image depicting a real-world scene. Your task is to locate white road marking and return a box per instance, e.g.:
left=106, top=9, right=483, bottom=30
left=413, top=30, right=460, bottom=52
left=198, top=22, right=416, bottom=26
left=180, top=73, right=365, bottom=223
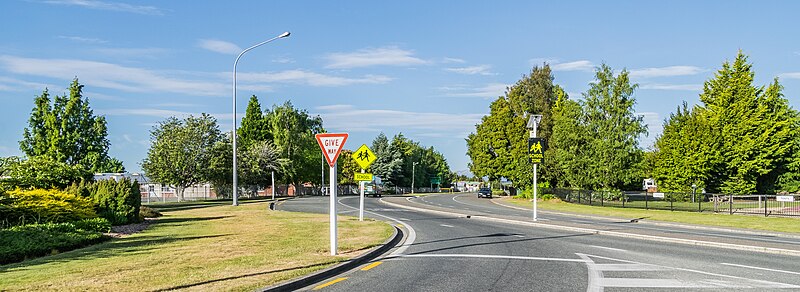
left=513, top=235, right=526, bottom=238
left=393, top=253, right=585, bottom=262
left=338, top=197, right=417, bottom=256
left=587, top=245, right=626, bottom=252
left=399, top=218, right=410, bottom=221
left=593, top=264, right=663, bottom=271
left=439, top=224, right=454, bottom=228
left=721, top=263, right=800, bottom=276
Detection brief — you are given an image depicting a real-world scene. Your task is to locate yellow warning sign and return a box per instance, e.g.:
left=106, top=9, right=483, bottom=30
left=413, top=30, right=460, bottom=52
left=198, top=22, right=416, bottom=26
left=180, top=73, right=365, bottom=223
left=354, top=173, right=373, bottom=181
left=528, top=138, right=546, bottom=164
left=352, top=144, right=377, bottom=169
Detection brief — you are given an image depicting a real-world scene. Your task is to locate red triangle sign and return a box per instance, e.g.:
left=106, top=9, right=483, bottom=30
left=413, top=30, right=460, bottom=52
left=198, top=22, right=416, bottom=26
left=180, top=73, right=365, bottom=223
left=315, top=133, right=349, bottom=167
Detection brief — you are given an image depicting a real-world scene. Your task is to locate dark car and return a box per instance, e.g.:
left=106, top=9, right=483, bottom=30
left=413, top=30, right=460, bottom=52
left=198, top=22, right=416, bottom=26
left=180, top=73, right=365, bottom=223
left=477, top=187, right=492, bottom=198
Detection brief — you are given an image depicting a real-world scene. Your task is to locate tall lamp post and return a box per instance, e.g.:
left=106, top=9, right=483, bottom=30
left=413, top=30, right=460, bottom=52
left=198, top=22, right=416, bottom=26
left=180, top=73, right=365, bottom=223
left=232, top=31, right=290, bottom=206
left=412, top=162, right=419, bottom=194
left=527, top=114, right=542, bottom=221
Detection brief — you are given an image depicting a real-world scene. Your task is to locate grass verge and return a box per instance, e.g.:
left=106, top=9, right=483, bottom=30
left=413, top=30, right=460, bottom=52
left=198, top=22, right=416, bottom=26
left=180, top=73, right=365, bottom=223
left=502, top=197, right=800, bottom=234
left=0, top=202, right=393, bottom=291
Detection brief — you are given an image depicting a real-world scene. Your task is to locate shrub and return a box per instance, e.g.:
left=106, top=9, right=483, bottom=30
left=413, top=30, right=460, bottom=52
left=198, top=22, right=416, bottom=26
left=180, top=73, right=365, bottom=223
left=2, top=156, right=92, bottom=190
left=72, top=217, right=112, bottom=233
left=0, top=222, right=108, bottom=265
left=2, top=189, right=97, bottom=227
left=89, top=178, right=142, bottom=225
left=139, top=206, right=162, bottom=219
left=492, top=189, right=506, bottom=196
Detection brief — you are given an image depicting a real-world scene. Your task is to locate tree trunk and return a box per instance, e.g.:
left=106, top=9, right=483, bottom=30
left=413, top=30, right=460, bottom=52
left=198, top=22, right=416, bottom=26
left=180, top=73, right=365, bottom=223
left=177, top=186, right=185, bottom=202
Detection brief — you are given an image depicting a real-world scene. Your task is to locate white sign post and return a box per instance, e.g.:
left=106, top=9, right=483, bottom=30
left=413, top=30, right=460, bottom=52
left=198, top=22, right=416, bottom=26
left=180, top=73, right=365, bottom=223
left=352, top=144, right=377, bottom=221
left=315, top=133, right=348, bottom=256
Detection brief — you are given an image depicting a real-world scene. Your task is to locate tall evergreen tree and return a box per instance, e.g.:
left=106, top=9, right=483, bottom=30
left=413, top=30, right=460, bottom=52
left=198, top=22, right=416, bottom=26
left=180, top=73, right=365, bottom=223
left=19, top=78, right=123, bottom=173
left=371, top=132, right=402, bottom=186
left=582, top=64, right=647, bottom=190
left=239, top=95, right=270, bottom=148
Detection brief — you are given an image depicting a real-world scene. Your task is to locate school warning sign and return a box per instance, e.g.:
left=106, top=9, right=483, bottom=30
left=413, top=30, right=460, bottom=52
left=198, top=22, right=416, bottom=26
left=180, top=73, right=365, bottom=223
left=528, top=138, right=546, bottom=164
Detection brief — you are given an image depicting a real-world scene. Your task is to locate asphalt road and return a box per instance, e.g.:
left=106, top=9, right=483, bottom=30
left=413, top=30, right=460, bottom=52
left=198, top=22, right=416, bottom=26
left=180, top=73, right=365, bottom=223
left=276, top=193, right=800, bottom=291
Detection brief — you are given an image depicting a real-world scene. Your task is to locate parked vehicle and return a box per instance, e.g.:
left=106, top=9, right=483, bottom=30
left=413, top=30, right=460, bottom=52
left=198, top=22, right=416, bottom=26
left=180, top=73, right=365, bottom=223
left=477, top=187, right=492, bottom=198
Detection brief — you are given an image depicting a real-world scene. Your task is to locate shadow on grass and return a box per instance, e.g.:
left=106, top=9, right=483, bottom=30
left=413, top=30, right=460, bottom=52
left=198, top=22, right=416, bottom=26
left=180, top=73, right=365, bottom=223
left=0, top=234, right=231, bottom=273
left=154, top=215, right=233, bottom=225
left=146, top=198, right=274, bottom=212
left=151, top=260, right=342, bottom=291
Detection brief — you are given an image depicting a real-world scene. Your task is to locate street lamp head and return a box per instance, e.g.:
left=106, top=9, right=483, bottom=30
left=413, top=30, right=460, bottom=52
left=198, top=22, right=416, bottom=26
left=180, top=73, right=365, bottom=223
left=279, top=31, right=291, bottom=38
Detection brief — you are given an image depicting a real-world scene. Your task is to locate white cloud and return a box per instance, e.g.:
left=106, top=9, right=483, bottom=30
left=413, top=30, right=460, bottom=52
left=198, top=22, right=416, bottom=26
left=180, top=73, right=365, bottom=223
left=98, top=108, right=190, bottom=118
left=779, top=72, right=800, bottom=79
left=272, top=57, right=295, bottom=64
left=0, top=55, right=226, bottom=96
left=42, top=0, right=163, bottom=15
left=0, top=76, right=55, bottom=92
left=442, top=57, right=466, bottom=64
left=236, top=70, right=392, bottom=86
left=630, top=66, right=703, bottom=78
left=639, top=83, right=702, bottom=91
left=636, top=111, right=661, bottom=147
left=439, top=83, right=507, bottom=98
left=325, top=46, right=427, bottom=69
left=198, top=39, right=242, bottom=55
left=58, top=35, right=108, bottom=44
left=444, top=65, right=495, bottom=75
left=315, top=105, right=484, bottom=134
left=551, top=60, right=595, bottom=72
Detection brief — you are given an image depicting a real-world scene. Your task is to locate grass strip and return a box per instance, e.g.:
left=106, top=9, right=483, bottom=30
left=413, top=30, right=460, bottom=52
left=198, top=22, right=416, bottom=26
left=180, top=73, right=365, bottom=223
left=0, top=202, right=393, bottom=291
left=503, top=197, right=800, bottom=234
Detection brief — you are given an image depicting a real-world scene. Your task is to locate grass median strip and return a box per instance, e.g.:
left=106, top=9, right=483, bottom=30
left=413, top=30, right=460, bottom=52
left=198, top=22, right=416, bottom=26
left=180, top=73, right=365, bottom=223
left=502, top=197, right=800, bottom=234
left=0, top=202, right=393, bottom=291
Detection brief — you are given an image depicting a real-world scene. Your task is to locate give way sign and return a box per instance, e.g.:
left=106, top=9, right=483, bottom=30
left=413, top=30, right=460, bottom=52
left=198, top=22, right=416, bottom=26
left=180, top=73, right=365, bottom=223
left=315, top=133, right=349, bottom=167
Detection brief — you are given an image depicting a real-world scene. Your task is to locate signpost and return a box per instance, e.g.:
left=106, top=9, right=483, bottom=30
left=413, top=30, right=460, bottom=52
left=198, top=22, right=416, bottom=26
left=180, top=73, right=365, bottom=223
left=351, top=144, right=376, bottom=221
left=527, top=114, right=543, bottom=221
left=315, top=133, right=348, bottom=255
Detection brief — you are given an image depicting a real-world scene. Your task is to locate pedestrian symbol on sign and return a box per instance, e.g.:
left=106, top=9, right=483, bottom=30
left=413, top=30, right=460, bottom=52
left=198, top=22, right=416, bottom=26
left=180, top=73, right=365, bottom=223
left=352, top=144, right=377, bottom=170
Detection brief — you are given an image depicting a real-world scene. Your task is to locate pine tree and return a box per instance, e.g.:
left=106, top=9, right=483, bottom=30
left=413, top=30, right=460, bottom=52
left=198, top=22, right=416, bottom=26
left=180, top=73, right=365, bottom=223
left=239, top=95, right=270, bottom=148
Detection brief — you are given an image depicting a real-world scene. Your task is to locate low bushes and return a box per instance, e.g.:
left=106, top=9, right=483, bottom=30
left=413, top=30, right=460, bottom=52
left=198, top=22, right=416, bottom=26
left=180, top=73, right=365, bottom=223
left=88, top=179, right=141, bottom=225
left=1, top=189, right=96, bottom=228
left=0, top=218, right=110, bottom=265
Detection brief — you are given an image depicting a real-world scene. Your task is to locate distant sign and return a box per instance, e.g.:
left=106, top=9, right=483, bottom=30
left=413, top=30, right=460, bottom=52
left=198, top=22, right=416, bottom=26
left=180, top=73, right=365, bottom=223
left=652, top=193, right=665, bottom=198
left=315, top=133, right=348, bottom=167
left=354, top=173, right=373, bottom=181
left=528, top=138, right=546, bottom=164
left=777, top=195, right=795, bottom=202
left=352, top=144, right=377, bottom=170
left=430, top=176, right=441, bottom=184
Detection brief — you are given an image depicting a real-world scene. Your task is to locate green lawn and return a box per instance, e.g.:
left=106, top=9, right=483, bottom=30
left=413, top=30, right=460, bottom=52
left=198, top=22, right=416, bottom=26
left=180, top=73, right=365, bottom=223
left=503, top=197, right=800, bottom=234
left=0, top=201, right=393, bottom=291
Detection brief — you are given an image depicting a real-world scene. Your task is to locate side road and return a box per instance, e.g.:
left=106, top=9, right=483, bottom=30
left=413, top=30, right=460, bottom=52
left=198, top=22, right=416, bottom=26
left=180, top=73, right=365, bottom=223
left=380, top=194, right=800, bottom=257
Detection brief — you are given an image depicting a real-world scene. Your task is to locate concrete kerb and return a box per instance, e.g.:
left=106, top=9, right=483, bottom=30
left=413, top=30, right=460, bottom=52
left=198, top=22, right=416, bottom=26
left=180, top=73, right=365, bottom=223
left=260, top=211, right=404, bottom=291
left=381, top=197, right=800, bottom=258
left=489, top=197, right=800, bottom=240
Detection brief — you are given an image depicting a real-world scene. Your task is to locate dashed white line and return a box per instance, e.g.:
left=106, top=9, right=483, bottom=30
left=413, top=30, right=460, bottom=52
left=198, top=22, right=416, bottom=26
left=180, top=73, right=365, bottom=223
left=439, top=224, right=454, bottom=228
left=588, top=245, right=627, bottom=252
left=721, top=263, right=800, bottom=276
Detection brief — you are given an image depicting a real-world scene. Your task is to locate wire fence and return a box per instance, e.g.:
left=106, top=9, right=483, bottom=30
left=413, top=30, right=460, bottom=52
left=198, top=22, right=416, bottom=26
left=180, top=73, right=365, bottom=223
left=544, top=188, right=800, bottom=217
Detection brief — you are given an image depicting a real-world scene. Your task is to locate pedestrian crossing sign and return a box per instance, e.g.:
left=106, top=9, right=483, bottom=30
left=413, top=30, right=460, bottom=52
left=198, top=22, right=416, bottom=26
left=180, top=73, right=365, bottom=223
left=352, top=144, right=377, bottom=169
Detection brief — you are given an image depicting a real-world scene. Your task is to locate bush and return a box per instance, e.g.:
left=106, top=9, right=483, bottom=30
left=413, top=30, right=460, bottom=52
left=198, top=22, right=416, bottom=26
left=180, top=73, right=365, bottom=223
left=72, top=217, right=112, bottom=233
left=0, top=222, right=108, bottom=265
left=492, top=189, right=506, bottom=196
left=2, top=156, right=92, bottom=190
left=139, top=206, right=162, bottom=219
left=89, top=179, right=142, bottom=225
left=2, top=189, right=97, bottom=227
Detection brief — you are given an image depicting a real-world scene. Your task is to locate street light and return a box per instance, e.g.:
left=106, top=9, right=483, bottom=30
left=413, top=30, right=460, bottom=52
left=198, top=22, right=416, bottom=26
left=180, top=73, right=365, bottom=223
left=527, top=114, right=542, bottom=221
left=232, top=31, right=290, bottom=206
left=412, top=162, right=419, bottom=194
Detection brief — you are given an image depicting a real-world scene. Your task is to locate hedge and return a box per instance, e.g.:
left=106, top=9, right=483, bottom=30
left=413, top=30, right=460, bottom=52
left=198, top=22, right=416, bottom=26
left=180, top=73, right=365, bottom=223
left=1, top=189, right=97, bottom=228
left=88, top=178, right=141, bottom=225
left=0, top=218, right=110, bottom=265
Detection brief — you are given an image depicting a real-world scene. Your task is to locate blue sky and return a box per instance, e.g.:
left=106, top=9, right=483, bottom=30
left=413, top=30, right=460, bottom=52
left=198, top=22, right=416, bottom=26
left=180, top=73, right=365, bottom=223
left=2, top=1, right=800, bottom=175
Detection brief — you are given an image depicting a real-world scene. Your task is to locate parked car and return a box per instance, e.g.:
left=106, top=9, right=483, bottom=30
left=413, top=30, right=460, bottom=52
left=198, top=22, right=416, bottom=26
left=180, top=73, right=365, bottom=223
left=477, top=187, right=492, bottom=198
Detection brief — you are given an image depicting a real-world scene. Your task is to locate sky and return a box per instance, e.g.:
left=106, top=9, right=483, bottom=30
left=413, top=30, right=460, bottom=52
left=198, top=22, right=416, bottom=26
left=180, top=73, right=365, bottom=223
left=2, top=1, right=800, bottom=175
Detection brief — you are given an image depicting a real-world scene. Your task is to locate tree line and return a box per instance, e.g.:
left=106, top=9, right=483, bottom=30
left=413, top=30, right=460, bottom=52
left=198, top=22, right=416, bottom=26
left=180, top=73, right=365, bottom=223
left=467, top=51, right=799, bottom=196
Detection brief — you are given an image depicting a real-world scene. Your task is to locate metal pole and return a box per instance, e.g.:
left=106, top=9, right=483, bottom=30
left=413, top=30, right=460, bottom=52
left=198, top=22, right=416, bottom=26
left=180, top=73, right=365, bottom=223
left=232, top=32, right=290, bottom=207
left=359, top=168, right=365, bottom=221
left=321, top=155, right=325, bottom=195
left=412, top=163, right=416, bottom=193
left=533, top=124, right=538, bottom=221
left=329, top=163, right=337, bottom=255
left=271, top=171, right=275, bottom=201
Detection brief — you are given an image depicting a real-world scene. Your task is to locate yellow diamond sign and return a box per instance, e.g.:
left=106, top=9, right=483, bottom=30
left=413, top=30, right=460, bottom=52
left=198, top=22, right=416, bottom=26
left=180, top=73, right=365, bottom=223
left=352, top=144, right=377, bottom=170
